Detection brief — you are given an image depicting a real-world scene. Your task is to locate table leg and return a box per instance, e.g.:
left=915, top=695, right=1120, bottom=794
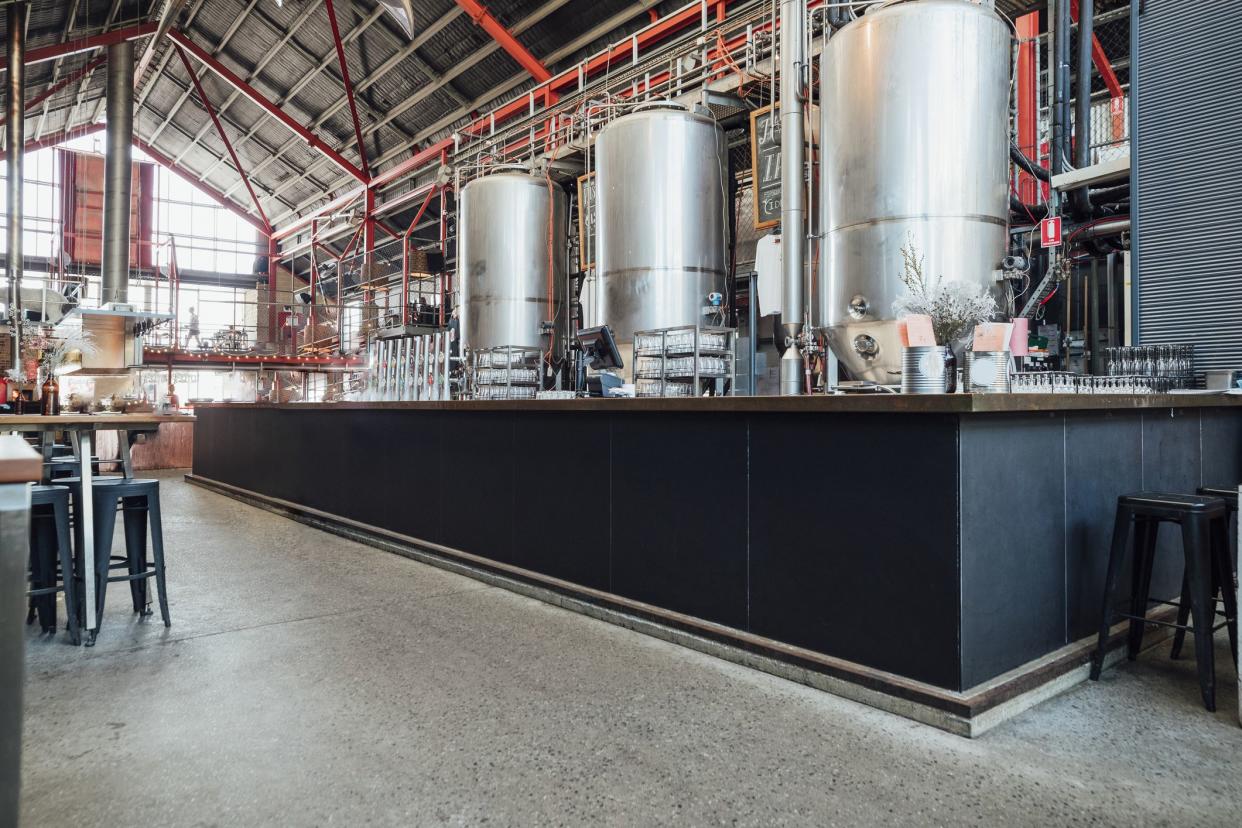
left=79, top=430, right=97, bottom=646
left=119, top=430, right=134, bottom=479
left=39, top=432, right=54, bottom=484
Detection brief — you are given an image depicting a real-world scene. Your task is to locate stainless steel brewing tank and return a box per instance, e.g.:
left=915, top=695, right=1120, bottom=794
left=594, top=102, right=729, bottom=345
left=817, top=0, right=1010, bottom=383
left=458, top=171, right=567, bottom=353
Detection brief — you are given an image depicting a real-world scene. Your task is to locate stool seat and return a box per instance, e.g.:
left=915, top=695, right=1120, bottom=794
left=55, top=476, right=128, bottom=487
left=30, top=484, right=71, bottom=507
left=1197, top=486, right=1239, bottom=509
left=1117, top=492, right=1226, bottom=520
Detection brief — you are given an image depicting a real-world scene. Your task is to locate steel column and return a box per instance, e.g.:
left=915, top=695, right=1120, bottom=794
left=6, top=2, right=26, bottom=367
left=779, top=0, right=805, bottom=395
left=102, top=40, right=134, bottom=307
left=173, top=44, right=270, bottom=230
left=268, top=234, right=279, bottom=346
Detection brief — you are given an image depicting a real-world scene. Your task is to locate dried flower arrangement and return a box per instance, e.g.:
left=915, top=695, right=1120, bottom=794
left=892, top=235, right=998, bottom=345
left=42, top=328, right=98, bottom=373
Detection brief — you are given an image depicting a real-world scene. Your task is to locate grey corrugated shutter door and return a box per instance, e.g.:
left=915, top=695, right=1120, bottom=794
left=1136, top=0, right=1242, bottom=375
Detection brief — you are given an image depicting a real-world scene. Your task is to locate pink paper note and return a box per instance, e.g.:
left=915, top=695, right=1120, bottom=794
left=904, top=315, right=937, bottom=347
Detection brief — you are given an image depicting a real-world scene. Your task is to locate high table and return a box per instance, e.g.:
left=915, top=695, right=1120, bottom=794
left=0, top=435, right=41, bottom=823
left=189, top=396, right=1241, bottom=734
left=0, top=413, right=195, bottom=644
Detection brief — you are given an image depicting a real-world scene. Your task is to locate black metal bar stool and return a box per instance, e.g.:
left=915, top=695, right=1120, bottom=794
left=25, top=484, right=80, bottom=645
left=1090, top=492, right=1233, bottom=711
left=59, top=477, right=169, bottom=643
left=1170, top=486, right=1239, bottom=662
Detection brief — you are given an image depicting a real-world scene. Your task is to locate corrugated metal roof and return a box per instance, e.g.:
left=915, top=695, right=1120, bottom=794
left=8, top=0, right=1135, bottom=231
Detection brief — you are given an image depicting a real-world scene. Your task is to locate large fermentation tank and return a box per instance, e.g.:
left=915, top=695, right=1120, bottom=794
left=595, top=102, right=728, bottom=346
left=458, top=170, right=567, bottom=353
left=817, top=0, right=1009, bottom=383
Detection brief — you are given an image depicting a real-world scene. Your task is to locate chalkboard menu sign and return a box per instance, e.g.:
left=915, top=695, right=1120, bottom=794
left=749, top=103, right=781, bottom=230
left=577, top=171, right=596, bottom=272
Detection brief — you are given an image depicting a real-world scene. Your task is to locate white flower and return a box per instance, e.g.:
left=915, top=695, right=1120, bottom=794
left=892, top=236, right=998, bottom=344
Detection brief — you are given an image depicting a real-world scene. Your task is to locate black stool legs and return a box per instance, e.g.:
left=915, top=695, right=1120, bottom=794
left=93, top=484, right=170, bottom=630
left=1181, top=516, right=1216, bottom=711
left=26, top=490, right=80, bottom=646
left=1091, top=492, right=1230, bottom=713
left=1091, top=504, right=1133, bottom=680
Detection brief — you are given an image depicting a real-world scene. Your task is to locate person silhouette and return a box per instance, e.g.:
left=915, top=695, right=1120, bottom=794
left=185, top=306, right=202, bottom=349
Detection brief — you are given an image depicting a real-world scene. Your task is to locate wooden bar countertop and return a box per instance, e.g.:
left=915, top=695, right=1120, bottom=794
left=0, top=413, right=197, bottom=427
left=192, top=394, right=1242, bottom=415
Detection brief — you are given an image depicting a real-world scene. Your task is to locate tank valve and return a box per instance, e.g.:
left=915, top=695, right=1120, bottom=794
left=853, top=334, right=879, bottom=359
left=848, top=294, right=871, bottom=320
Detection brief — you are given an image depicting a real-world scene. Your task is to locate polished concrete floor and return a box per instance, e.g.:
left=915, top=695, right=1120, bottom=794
left=19, top=471, right=1242, bottom=826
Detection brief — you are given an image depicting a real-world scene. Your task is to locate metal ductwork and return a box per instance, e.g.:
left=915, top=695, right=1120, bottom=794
left=779, top=0, right=806, bottom=396
left=6, top=2, right=26, bottom=368
left=102, top=40, right=134, bottom=308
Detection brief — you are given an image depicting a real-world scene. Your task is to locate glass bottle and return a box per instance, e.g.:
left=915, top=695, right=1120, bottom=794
left=40, top=374, right=60, bottom=416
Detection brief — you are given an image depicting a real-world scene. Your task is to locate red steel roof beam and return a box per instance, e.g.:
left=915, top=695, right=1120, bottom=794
left=0, top=22, right=158, bottom=70
left=166, top=28, right=366, bottom=184
left=0, top=122, right=104, bottom=161
left=0, top=55, right=107, bottom=127
left=173, top=45, right=271, bottom=231
left=455, top=0, right=551, bottom=82
left=324, top=0, right=371, bottom=179
left=133, top=135, right=272, bottom=237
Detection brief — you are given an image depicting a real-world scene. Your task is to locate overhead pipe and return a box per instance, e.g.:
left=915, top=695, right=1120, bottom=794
left=102, top=40, right=134, bottom=307
left=779, top=0, right=806, bottom=396
left=6, top=2, right=26, bottom=367
left=1010, top=142, right=1050, bottom=182
left=1050, top=0, right=1071, bottom=177
left=1071, top=0, right=1094, bottom=219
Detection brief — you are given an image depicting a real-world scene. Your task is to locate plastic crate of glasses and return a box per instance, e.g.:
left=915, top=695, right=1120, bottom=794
left=476, top=366, right=540, bottom=386
left=634, top=356, right=666, bottom=380
left=634, top=333, right=666, bottom=357
left=635, top=379, right=665, bottom=397
left=665, top=355, right=729, bottom=377
left=475, top=346, right=542, bottom=369
left=474, top=385, right=537, bottom=400
left=637, top=378, right=693, bottom=397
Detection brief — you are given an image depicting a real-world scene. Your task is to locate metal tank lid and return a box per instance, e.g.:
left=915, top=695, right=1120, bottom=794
left=861, top=0, right=999, bottom=16
left=606, top=98, right=721, bottom=130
